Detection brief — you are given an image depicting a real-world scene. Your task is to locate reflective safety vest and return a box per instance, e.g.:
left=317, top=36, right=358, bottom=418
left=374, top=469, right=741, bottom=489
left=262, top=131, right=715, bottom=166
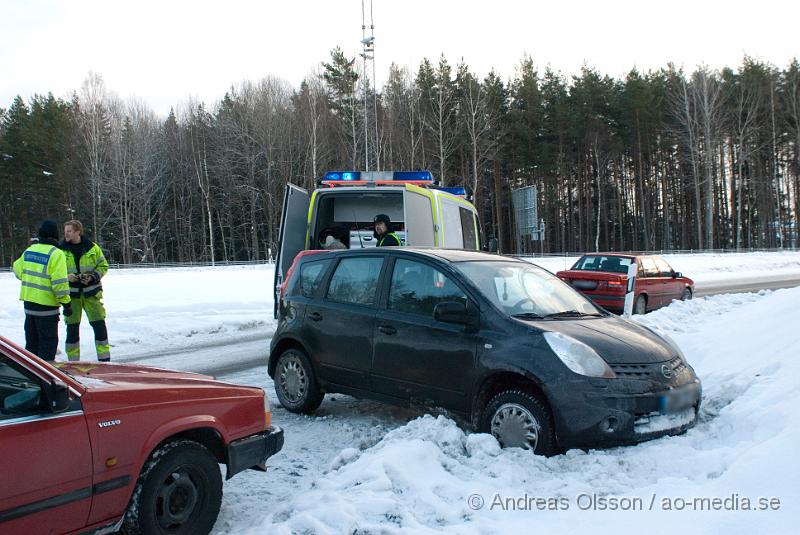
left=377, top=232, right=401, bottom=247
left=12, top=243, right=71, bottom=308
left=61, top=239, right=109, bottom=298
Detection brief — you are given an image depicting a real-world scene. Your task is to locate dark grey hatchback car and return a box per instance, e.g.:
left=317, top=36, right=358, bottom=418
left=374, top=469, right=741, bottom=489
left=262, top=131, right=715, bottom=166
left=269, top=248, right=702, bottom=455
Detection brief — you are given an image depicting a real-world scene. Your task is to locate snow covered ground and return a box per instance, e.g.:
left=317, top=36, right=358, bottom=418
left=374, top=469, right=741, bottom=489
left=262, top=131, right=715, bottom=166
left=1, top=251, right=799, bottom=534
left=215, top=287, right=800, bottom=535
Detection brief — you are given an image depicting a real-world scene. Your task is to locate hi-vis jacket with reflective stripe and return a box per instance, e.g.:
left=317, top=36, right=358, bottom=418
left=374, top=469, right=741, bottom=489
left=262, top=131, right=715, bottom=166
left=12, top=243, right=72, bottom=307
left=62, top=239, right=109, bottom=298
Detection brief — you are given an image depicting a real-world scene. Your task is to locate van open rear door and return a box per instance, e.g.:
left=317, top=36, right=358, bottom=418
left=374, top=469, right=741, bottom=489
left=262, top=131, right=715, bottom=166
left=274, top=183, right=310, bottom=318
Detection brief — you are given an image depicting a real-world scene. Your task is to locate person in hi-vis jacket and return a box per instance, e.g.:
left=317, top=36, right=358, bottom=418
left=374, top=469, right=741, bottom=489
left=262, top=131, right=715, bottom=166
left=12, top=220, right=72, bottom=361
left=60, top=219, right=111, bottom=361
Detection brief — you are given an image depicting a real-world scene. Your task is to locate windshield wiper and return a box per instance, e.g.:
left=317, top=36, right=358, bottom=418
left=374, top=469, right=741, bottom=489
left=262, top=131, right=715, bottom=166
left=542, top=310, right=604, bottom=319
left=511, top=312, right=544, bottom=319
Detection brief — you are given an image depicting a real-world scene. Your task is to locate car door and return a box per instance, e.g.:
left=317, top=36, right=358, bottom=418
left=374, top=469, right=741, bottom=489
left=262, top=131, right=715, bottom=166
left=302, top=255, right=386, bottom=389
left=371, top=257, right=478, bottom=412
left=638, top=257, right=664, bottom=308
left=0, top=348, right=92, bottom=534
left=654, top=257, right=682, bottom=303
left=274, top=183, right=310, bottom=318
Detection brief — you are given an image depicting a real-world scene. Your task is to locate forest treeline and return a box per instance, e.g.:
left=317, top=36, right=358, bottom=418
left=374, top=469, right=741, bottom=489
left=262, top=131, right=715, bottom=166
left=1, top=51, right=799, bottom=265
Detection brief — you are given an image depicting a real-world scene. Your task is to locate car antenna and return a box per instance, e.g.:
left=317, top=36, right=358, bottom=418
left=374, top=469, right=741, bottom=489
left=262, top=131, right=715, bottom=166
left=353, top=210, right=365, bottom=248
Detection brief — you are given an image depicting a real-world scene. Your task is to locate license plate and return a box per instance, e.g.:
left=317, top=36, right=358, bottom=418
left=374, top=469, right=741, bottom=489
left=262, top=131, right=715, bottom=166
left=659, top=387, right=697, bottom=414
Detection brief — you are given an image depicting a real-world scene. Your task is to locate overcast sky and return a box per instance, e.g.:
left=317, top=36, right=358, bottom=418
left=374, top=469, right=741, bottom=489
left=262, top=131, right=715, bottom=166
left=2, top=0, right=797, bottom=116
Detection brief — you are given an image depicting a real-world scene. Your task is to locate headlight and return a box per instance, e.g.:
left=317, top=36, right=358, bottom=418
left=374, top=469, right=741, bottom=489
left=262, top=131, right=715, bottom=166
left=543, top=332, right=616, bottom=378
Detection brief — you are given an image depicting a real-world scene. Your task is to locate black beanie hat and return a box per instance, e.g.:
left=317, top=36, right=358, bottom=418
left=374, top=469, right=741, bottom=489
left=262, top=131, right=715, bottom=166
left=373, top=214, right=391, bottom=226
left=38, top=220, right=59, bottom=240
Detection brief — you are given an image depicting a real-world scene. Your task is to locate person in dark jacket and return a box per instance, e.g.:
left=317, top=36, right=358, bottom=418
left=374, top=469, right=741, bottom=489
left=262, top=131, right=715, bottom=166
left=12, top=221, right=71, bottom=361
left=373, top=214, right=401, bottom=247
left=60, top=220, right=111, bottom=361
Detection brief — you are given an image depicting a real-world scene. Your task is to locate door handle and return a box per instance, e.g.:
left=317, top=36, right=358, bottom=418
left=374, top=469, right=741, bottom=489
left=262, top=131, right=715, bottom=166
left=309, top=311, right=323, bottom=322
left=378, top=325, right=397, bottom=335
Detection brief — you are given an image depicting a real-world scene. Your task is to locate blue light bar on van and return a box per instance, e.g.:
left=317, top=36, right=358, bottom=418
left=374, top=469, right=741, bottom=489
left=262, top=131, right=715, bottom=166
left=436, top=186, right=467, bottom=197
left=392, top=171, right=433, bottom=182
left=324, top=171, right=361, bottom=181
left=322, top=170, right=434, bottom=183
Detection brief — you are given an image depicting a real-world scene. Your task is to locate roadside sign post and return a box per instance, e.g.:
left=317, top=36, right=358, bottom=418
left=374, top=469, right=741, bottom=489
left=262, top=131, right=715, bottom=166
left=622, top=262, right=638, bottom=318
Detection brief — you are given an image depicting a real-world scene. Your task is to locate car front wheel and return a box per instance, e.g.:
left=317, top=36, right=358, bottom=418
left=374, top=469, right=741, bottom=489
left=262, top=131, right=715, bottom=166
left=682, top=287, right=693, bottom=301
left=274, top=348, right=323, bottom=414
left=481, top=390, right=556, bottom=455
left=123, top=439, right=222, bottom=535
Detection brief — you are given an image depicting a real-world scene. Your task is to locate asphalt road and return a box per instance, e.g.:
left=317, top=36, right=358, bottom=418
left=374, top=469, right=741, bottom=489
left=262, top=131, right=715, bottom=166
left=694, top=275, right=800, bottom=297
left=138, top=275, right=800, bottom=378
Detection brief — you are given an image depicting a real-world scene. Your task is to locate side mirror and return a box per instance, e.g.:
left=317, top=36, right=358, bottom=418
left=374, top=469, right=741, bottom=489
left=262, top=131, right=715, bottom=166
left=43, top=380, right=71, bottom=413
left=672, top=272, right=682, bottom=278
left=487, top=237, right=499, bottom=254
left=433, top=301, right=479, bottom=328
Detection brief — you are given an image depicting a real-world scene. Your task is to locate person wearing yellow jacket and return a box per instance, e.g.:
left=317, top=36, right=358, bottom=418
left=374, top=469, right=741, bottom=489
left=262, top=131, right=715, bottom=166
left=12, top=220, right=72, bottom=361
left=60, top=220, right=111, bottom=362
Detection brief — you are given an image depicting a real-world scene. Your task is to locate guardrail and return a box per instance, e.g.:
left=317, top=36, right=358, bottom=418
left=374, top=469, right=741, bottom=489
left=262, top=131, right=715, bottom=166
left=514, top=247, right=800, bottom=258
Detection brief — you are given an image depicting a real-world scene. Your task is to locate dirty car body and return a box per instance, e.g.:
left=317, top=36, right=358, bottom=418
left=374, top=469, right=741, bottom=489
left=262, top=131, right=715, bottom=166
left=269, top=248, right=701, bottom=455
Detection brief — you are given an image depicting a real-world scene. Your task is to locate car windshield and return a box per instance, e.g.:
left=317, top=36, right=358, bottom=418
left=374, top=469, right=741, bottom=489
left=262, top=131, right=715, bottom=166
left=572, top=255, right=633, bottom=274
left=455, top=261, right=602, bottom=318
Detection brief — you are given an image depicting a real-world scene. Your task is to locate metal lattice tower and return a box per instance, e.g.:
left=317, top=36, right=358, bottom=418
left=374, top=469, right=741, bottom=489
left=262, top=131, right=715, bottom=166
left=360, top=0, right=379, bottom=171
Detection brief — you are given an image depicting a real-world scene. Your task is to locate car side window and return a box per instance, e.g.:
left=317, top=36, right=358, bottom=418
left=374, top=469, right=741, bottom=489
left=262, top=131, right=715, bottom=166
left=388, top=259, right=467, bottom=317
left=0, top=355, right=43, bottom=419
left=296, top=259, right=332, bottom=298
left=326, top=257, right=384, bottom=306
left=640, top=258, right=659, bottom=278
left=654, top=258, right=674, bottom=277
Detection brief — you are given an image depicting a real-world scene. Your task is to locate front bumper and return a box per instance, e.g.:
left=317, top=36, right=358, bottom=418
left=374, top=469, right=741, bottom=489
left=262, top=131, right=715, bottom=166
left=226, top=425, right=284, bottom=479
left=551, top=377, right=702, bottom=449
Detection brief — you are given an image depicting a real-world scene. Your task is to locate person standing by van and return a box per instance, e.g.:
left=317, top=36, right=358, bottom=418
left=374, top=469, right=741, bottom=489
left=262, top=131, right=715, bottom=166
left=60, top=220, right=111, bottom=362
left=12, top=220, right=72, bottom=361
left=373, top=214, right=401, bottom=247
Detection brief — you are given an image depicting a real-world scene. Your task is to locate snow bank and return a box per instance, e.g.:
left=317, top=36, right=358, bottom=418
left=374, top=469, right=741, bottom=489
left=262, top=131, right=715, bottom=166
left=239, top=287, right=800, bottom=535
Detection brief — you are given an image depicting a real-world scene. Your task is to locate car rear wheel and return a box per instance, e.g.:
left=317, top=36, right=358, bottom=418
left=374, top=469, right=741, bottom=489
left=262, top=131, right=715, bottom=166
left=481, top=390, right=556, bottom=455
left=123, top=439, right=222, bottom=535
left=274, top=348, right=323, bottom=414
left=682, top=287, right=692, bottom=301
left=634, top=294, right=647, bottom=315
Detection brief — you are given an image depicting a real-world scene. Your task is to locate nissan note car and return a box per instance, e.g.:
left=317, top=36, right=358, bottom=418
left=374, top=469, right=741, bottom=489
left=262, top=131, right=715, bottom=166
left=269, top=248, right=701, bottom=455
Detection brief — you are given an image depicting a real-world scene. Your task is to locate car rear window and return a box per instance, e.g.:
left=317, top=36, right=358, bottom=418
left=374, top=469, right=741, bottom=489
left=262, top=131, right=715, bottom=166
left=295, top=259, right=332, bottom=298
left=573, top=255, right=633, bottom=274
left=326, top=257, right=384, bottom=306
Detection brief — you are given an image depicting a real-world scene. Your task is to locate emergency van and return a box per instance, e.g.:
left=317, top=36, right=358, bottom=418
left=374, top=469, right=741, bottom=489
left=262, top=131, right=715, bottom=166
left=273, top=170, right=484, bottom=315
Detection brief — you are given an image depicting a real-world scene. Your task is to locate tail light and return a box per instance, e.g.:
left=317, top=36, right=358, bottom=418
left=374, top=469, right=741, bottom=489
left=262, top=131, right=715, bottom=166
left=605, top=279, right=626, bottom=294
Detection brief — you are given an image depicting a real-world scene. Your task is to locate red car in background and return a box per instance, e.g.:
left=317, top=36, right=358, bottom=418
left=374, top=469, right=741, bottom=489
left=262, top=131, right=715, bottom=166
left=556, top=254, right=694, bottom=315
left=0, top=336, right=283, bottom=535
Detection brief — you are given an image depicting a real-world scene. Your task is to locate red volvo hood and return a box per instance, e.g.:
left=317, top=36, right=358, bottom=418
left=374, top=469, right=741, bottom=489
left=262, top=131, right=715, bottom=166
left=54, top=361, right=221, bottom=389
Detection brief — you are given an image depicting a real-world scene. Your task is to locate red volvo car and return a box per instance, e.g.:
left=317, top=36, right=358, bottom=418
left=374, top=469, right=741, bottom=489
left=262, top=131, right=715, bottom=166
left=556, top=254, right=694, bottom=314
left=0, top=336, right=283, bottom=535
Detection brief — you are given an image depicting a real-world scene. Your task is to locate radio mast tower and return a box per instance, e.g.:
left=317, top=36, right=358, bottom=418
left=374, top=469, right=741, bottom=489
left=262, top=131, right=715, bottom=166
left=360, top=0, right=379, bottom=171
